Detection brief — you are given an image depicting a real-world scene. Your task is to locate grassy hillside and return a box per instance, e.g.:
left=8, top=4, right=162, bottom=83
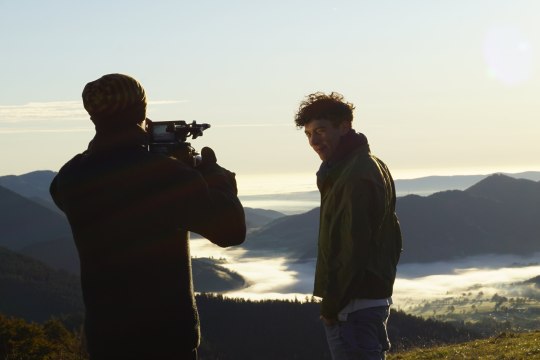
left=388, top=331, right=540, bottom=359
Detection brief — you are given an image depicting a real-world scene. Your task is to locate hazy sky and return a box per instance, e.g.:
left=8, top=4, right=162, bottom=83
left=1, top=1, right=539, bottom=194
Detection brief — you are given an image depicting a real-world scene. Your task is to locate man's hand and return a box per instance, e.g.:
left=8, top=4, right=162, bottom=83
left=200, top=147, right=217, bottom=165
left=197, top=147, right=238, bottom=195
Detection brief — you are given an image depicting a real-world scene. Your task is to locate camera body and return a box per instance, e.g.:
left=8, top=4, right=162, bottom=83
left=146, top=118, right=210, bottom=166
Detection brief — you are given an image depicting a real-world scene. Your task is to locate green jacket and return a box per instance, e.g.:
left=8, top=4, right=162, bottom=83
left=314, top=134, right=402, bottom=318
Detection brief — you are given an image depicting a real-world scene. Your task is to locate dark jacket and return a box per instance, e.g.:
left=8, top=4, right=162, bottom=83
left=314, top=131, right=402, bottom=318
left=50, top=126, right=246, bottom=358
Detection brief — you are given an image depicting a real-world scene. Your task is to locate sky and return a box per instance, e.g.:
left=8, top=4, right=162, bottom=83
left=1, top=1, right=539, bottom=195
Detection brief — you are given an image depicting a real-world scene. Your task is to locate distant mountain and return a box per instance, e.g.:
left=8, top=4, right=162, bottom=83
left=395, top=175, right=485, bottom=196
left=4, top=171, right=540, bottom=201
left=0, top=184, right=247, bottom=293
left=0, top=170, right=58, bottom=212
left=5, top=170, right=540, bottom=265
left=238, top=171, right=540, bottom=214
left=20, top=237, right=79, bottom=274
left=243, top=207, right=285, bottom=230
left=192, top=258, right=247, bottom=292
left=0, top=170, right=281, bottom=291
left=0, top=170, right=56, bottom=197
left=0, top=185, right=72, bottom=251
left=523, top=275, right=540, bottom=288
left=398, top=174, right=540, bottom=263
left=466, top=173, right=540, bottom=205
left=394, top=171, right=540, bottom=196
left=243, top=174, right=540, bottom=263
left=0, top=171, right=284, bottom=230
left=241, top=208, right=319, bottom=258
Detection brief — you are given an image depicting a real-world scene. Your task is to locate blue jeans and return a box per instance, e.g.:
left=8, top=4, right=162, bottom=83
left=324, top=306, right=391, bottom=360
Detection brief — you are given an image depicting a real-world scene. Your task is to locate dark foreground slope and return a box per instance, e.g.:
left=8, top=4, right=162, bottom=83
left=0, top=293, right=479, bottom=360
left=1, top=310, right=534, bottom=360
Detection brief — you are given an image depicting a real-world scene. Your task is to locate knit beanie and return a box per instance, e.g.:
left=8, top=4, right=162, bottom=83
left=82, top=73, right=147, bottom=127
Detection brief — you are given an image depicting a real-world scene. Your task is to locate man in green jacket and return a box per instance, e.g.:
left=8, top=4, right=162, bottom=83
left=294, top=92, right=402, bottom=360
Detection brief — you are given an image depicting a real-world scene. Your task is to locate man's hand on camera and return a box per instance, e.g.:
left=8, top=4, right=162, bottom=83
left=169, top=147, right=193, bottom=166
left=197, top=147, right=238, bottom=195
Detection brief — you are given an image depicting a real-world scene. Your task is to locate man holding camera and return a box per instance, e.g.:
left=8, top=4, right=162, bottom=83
left=294, top=92, right=402, bottom=360
left=50, top=73, right=246, bottom=359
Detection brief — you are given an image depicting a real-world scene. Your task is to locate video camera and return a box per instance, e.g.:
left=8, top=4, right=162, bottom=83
left=146, top=118, right=211, bottom=167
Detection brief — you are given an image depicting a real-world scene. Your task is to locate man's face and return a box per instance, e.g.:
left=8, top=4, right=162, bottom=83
left=304, top=119, right=351, bottom=161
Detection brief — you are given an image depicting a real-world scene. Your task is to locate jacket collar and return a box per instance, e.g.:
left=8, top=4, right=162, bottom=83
left=327, top=130, right=368, bottom=167
left=316, top=130, right=370, bottom=190
left=87, top=124, right=148, bottom=153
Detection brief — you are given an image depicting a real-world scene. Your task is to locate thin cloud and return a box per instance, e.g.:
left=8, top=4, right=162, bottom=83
left=0, top=99, right=188, bottom=123
left=0, top=128, right=92, bottom=134
left=0, top=101, right=87, bottom=123
left=0, top=100, right=288, bottom=133
left=213, top=123, right=293, bottom=128
left=150, top=100, right=189, bottom=105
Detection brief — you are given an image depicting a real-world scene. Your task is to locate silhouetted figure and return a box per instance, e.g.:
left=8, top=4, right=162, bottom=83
left=50, top=73, right=246, bottom=359
left=294, top=92, right=402, bottom=360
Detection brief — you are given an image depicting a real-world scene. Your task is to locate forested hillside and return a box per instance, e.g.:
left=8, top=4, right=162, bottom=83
left=0, top=246, right=246, bottom=322
left=0, top=247, right=83, bottom=322
left=0, top=183, right=252, bottom=292
left=196, top=294, right=478, bottom=359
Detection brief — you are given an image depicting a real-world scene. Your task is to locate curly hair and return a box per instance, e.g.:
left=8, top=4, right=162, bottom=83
left=294, top=92, right=355, bottom=128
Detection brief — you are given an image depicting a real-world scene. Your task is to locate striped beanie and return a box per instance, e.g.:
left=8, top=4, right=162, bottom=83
left=82, top=73, right=147, bottom=123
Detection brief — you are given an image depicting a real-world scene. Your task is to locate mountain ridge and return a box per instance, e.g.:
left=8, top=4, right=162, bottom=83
left=3, top=170, right=539, bottom=210
left=244, top=174, right=540, bottom=263
left=2, top=170, right=539, bottom=281
left=0, top=184, right=72, bottom=250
